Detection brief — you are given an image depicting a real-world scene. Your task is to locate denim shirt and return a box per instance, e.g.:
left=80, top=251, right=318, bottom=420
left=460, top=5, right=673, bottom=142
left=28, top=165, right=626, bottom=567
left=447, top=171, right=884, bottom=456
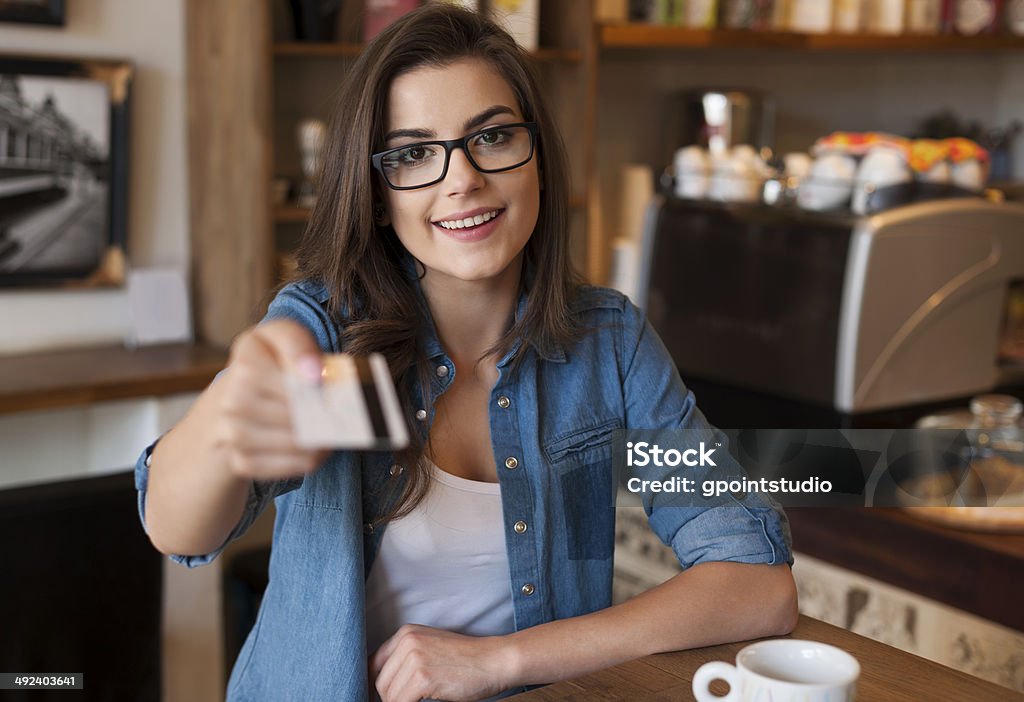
left=134, top=278, right=792, bottom=701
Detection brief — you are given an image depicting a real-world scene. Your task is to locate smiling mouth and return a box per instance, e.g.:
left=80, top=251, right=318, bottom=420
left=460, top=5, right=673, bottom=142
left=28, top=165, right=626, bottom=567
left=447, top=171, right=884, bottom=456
left=433, top=208, right=505, bottom=231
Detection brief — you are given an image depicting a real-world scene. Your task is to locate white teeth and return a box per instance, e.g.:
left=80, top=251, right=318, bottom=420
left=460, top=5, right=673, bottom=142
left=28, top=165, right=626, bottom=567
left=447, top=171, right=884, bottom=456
left=437, top=209, right=500, bottom=229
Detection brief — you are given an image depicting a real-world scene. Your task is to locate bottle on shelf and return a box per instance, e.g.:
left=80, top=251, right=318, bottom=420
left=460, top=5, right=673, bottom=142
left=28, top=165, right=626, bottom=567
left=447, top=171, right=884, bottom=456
left=906, top=0, right=944, bottom=32
left=834, top=0, right=864, bottom=33
left=788, top=0, right=833, bottom=32
left=864, top=0, right=907, bottom=34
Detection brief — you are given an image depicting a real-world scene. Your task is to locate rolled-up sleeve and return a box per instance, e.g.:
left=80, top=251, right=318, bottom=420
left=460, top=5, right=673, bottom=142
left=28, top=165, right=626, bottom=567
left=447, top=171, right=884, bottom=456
left=621, top=301, right=793, bottom=568
left=134, top=441, right=297, bottom=567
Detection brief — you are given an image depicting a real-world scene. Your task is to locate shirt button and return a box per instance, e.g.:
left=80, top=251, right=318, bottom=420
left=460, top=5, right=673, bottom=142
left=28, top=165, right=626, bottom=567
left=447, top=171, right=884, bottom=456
left=497, top=395, right=511, bottom=409
left=521, top=583, right=535, bottom=596
left=389, top=464, right=404, bottom=476
left=513, top=520, right=528, bottom=534
left=415, top=409, right=427, bottom=421
left=504, top=456, right=519, bottom=470
left=436, top=365, right=449, bottom=377
left=145, top=453, right=152, bottom=468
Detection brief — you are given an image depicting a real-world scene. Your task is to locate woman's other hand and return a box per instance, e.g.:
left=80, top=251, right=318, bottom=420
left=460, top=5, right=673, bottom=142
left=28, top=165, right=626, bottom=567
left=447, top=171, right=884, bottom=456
left=370, top=624, right=516, bottom=702
left=216, top=319, right=330, bottom=480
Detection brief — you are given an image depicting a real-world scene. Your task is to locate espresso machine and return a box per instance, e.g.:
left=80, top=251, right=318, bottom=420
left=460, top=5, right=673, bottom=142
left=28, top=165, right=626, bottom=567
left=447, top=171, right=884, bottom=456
left=636, top=197, right=1024, bottom=428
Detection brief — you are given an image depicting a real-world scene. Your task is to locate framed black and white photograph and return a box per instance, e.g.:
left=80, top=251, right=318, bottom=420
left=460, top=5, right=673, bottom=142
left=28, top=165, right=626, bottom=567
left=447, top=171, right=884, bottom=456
left=0, top=0, right=65, bottom=26
left=0, top=55, right=132, bottom=287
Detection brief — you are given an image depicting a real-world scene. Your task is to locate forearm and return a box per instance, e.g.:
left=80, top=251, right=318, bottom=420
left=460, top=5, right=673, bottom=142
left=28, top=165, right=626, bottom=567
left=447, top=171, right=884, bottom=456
left=503, top=562, right=797, bottom=687
left=144, top=380, right=251, bottom=556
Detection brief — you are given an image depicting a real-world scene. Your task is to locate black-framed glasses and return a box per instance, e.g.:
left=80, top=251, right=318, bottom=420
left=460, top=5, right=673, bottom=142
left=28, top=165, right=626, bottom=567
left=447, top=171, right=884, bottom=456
left=371, top=122, right=538, bottom=191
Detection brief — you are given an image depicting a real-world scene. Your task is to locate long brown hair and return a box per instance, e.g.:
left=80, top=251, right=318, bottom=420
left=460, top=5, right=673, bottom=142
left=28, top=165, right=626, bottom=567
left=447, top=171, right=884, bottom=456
left=293, top=4, right=581, bottom=526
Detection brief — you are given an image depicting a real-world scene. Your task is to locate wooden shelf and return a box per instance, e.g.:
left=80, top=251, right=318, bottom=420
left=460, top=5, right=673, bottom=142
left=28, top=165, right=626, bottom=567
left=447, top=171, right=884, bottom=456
left=0, top=343, right=227, bottom=415
left=600, top=23, right=1024, bottom=51
left=273, top=42, right=582, bottom=62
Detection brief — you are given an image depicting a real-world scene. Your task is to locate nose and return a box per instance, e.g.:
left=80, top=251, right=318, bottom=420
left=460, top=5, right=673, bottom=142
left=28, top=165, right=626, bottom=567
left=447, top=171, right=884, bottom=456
left=444, top=146, right=484, bottom=197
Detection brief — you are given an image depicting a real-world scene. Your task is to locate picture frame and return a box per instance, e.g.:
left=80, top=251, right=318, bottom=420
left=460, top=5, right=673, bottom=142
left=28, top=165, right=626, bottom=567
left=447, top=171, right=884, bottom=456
left=0, top=54, right=132, bottom=288
left=0, top=0, right=65, bottom=26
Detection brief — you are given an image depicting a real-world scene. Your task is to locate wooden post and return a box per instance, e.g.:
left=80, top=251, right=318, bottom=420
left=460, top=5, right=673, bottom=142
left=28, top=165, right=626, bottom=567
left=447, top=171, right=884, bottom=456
left=186, top=0, right=273, bottom=348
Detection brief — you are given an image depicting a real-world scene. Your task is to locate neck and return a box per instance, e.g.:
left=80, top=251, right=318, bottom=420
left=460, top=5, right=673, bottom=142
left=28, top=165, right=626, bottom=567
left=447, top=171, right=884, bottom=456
left=420, top=256, right=523, bottom=366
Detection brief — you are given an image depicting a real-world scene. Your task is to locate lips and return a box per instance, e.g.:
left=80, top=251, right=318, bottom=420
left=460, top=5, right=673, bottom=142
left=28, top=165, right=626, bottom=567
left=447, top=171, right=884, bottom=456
left=432, top=207, right=505, bottom=230
left=431, top=208, right=505, bottom=242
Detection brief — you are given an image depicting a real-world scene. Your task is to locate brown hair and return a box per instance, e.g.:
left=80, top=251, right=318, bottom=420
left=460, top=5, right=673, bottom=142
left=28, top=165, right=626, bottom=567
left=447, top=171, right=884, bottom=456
left=293, top=4, right=581, bottom=526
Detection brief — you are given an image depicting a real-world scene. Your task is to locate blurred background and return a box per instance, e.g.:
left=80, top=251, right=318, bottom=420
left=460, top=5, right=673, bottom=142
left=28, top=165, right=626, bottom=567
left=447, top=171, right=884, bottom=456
left=1, top=0, right=1024, bottom=699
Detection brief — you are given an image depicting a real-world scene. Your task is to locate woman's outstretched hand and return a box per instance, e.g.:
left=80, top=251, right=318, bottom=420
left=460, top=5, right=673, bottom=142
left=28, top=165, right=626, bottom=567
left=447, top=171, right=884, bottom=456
left=215, top=319, right=330, bottom=480
left=370, top=624, right=517, bottom=702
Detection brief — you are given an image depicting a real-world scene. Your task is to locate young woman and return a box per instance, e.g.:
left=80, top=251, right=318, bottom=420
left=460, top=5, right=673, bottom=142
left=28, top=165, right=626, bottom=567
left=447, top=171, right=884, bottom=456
left=136, top=6, right=797, bottom=701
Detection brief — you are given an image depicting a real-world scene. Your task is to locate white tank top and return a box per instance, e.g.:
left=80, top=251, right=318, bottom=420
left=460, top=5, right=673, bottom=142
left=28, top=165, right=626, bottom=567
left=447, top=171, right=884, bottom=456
left=365, top=459, right=516, bottom=699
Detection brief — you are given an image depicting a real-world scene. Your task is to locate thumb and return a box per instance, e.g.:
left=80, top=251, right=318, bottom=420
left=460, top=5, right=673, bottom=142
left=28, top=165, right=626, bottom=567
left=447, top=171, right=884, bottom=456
left=252, top=318, right=323, bottom=383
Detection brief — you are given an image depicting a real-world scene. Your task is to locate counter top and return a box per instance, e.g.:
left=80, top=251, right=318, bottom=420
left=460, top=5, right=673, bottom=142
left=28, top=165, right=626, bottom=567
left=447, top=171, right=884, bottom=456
left=507, top=615, right=1020, bottom=701
left=0, top=343, right=227, bottom=415
left=787, top=507, right=1024, bottom=632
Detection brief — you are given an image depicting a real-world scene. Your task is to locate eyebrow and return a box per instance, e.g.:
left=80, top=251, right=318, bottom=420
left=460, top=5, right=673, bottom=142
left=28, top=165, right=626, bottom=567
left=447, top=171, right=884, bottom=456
left=384, top=105, right=517, bottom=142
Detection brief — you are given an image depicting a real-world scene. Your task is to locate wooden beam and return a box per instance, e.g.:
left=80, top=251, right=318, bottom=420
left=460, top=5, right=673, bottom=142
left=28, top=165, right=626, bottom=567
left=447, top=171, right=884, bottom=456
left=186, top=0, right=273, bottom=348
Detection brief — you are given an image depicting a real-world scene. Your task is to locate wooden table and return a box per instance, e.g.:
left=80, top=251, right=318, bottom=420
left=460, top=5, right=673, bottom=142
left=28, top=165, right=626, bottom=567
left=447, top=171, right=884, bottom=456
left=507, top=616, right=1021, bottom=701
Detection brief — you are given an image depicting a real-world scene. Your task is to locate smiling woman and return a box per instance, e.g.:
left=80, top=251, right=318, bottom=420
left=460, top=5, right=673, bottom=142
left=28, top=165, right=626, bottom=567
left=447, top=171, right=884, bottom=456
left=381, top=60, right=541, bottom=288
left=134, top=5, right=797, bottom=702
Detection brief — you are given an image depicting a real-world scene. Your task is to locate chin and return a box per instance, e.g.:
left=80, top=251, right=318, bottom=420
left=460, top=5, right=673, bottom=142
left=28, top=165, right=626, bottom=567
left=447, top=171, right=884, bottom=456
left=431, top=252, right=520, bottom=284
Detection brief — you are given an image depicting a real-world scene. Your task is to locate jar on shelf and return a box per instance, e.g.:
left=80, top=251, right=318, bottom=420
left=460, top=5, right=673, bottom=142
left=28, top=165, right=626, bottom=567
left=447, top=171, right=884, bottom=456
left=950, top=0, right=1004, bottom=35
left=912, top=394, right=1024, bottom=507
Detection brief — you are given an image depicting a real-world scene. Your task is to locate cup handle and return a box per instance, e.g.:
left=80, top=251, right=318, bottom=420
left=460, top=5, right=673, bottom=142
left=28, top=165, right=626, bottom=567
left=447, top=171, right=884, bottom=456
left=692, top=661, right=740, bottom=702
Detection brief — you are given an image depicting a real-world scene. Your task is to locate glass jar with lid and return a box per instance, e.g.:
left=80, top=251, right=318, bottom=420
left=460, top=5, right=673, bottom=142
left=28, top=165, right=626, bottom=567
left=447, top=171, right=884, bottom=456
left=905, top=394, right=1024, bottom=531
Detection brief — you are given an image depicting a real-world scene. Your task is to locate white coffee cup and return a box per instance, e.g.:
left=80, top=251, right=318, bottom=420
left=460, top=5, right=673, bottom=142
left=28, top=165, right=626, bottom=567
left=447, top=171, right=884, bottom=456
left=674, top=146, right=710, bottom=200
left=852, top=145, right=912, bottom=215
left=798, top=152, right=857, bottom=211
left=693, top=639, right=860, bottom=702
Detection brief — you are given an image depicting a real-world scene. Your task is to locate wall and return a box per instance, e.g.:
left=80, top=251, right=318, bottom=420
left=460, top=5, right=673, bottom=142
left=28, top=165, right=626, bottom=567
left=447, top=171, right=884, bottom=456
left=0, top=0, right=188, bottom=353
left=0, top=3, right=215, bottom=700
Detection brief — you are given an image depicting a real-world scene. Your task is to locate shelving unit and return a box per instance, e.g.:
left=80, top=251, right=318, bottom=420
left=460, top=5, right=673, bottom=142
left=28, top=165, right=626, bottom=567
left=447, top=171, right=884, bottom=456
left=599, top=24, right=1024, bottom=51
left=185, top=3, right=1024, bottom=347
left=274, top=41, right=583, bottom=61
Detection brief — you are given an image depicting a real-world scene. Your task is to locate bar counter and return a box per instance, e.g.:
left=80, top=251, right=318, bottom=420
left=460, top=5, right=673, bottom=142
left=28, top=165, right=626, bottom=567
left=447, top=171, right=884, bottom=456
left=787, top=507, right=1024, bottom=632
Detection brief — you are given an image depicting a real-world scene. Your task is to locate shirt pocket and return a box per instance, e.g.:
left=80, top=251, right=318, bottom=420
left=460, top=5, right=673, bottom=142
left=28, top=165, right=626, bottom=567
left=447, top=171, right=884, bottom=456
left=543, top=419, right=621, bottom=561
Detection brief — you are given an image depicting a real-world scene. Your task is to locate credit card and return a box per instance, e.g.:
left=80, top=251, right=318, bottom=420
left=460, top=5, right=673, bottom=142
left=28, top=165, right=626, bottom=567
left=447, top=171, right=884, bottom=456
left=284, top=353, right=410, bottom=451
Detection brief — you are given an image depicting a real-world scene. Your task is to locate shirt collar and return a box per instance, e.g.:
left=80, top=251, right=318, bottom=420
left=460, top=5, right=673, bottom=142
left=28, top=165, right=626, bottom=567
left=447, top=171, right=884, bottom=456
left=400, top=252, right=568, bottom=366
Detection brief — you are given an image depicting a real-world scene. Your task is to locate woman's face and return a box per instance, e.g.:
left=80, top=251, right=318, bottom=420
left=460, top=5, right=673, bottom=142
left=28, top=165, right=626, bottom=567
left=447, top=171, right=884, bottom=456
left=381, top=58, right=540, bottom=287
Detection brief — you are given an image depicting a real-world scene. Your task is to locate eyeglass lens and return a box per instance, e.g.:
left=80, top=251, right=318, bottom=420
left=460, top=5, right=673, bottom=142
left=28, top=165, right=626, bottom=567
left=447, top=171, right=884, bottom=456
left=380, top=125, right=533, bottom=189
